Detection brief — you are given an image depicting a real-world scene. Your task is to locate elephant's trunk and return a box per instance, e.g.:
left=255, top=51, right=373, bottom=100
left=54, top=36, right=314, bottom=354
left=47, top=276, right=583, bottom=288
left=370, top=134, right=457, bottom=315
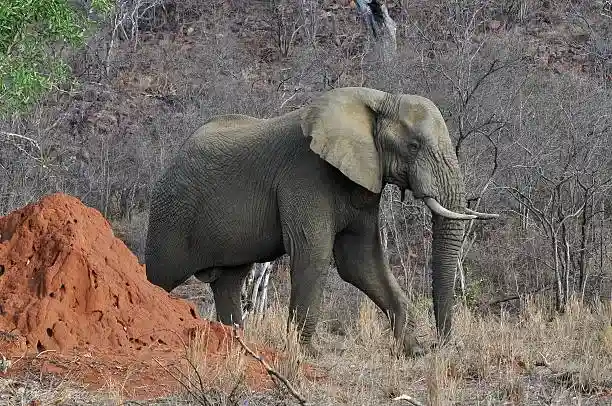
left=429, top=171, right=467, bottom=342
left=431, top=216, right=464, bottom=340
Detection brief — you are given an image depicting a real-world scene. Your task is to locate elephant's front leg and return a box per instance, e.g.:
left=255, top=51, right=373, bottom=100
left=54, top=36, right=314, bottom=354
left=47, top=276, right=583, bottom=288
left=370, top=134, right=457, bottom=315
left=279, top=186, right=336, bottom=356
left=333, top=225, right=425, bottom=357
left=287, top=248, right=333, bottom=357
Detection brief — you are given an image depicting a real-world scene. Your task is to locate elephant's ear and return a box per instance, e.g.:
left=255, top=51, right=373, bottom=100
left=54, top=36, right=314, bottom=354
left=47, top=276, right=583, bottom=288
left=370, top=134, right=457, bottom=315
left=301, top=89, right=383, bottom=194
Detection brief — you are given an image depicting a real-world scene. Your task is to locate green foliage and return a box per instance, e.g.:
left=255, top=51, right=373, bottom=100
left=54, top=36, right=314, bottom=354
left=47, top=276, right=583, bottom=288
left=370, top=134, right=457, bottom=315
left=462, top=274, right=485, bottom=308
left=0, top=0, right=111, bottom=117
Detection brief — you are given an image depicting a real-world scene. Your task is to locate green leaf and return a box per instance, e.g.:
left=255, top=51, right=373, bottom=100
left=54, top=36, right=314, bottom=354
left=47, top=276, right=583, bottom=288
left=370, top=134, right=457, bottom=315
left=0, top=0, right=112, bottom=117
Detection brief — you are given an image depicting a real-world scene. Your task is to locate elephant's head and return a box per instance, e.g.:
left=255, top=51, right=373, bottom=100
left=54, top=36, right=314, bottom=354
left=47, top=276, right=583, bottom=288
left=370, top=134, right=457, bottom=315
left=301, top=87, right=497, bottom=342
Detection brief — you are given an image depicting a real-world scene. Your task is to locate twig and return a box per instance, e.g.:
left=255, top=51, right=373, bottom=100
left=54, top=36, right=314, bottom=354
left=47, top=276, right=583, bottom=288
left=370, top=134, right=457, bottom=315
left=0, top=130, right=43, bottom=161
left=35, top=349, right=57, bottom=358
left=0, top=353, right=11, bottom=373
left=280, top=90, right=301, bottom=109
left=232, top=327, right=307, bottom=405
left=153, top=357, right=214, bottom=405
left=535, top=352, right=551, bottom=368
left=0, top=131, right=40, bottom=148
left=393, top=394, right=426, bottom=406
left=488, top=284, right=554, bottom=306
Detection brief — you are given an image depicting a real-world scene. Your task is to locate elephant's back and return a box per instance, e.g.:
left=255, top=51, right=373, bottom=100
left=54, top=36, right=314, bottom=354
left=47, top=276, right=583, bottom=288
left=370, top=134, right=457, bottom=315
left=145, top=114, right=296, bottom=269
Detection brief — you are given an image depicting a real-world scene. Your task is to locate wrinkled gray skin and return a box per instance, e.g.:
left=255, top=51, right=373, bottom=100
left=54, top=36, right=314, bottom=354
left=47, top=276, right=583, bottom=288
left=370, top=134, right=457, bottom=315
left=145, top=87, right=481, bottom=357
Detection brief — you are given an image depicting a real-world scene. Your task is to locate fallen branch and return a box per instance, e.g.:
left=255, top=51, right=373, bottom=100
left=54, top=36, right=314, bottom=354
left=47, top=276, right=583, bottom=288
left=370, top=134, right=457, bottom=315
left=0, top=353, right=11, bottom=373
left=393, top=394, right=426, bottom=406
left=232, top=327, right=307, bottom=405
left=488, top=284, right=553, bottom=306
left=393, top=395, right=425, bottom=406
left=35, top=349, right=57, bottom=358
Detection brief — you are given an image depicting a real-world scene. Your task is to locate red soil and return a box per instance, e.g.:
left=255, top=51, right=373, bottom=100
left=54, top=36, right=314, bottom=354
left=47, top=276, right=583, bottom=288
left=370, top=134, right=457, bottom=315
left=0, top=193, right=290, bottom=399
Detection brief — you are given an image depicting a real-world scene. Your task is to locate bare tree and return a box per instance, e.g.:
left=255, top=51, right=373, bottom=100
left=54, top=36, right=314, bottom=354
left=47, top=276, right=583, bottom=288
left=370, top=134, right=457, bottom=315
left=354, top=0, right=397, bottom=61
left=501, top=74, right=612, bottom=310
left=242, top=262, right=273, bottom=320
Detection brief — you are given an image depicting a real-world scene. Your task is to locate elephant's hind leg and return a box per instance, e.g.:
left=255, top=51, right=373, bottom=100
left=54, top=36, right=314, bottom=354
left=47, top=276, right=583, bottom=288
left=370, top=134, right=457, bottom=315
left=198, top=264, right=252, bottom=328
left=333, top=227, right=425, bottom=357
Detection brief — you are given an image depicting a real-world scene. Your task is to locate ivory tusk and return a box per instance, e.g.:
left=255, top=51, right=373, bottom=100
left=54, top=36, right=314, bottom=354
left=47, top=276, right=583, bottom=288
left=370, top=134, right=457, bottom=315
left=465, top=208, right=500, bottom=219
left=423, top=197, right=477, bottom=220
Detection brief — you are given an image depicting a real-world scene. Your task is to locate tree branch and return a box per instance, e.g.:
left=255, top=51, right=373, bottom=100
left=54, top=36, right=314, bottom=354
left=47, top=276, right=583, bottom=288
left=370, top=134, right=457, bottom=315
left=488, top=284, right=554, bottom=306
left=393, top=394, right=426, bottom=406
left=233, top=327, right=307, bottom=405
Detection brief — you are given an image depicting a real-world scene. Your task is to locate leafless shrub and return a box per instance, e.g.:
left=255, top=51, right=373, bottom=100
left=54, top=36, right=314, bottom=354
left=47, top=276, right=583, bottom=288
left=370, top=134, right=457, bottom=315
left=270, top=0, right=329, bottom=58
left=379, top=186, right=432, bottom=298
left=271, top=0, right=305, bottom=58
left=499, top=72, right=612, bottom=310
left=566, top=5, right=612, bottom=86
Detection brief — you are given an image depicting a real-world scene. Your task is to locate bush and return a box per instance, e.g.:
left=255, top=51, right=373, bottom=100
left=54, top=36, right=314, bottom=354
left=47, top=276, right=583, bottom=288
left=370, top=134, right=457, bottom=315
left=0, top=0, right=111, bottom=116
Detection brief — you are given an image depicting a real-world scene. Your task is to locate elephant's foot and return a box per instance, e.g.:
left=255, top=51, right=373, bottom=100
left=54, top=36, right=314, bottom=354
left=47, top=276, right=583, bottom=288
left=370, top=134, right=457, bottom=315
left=398, top=335, right=427, bottom=358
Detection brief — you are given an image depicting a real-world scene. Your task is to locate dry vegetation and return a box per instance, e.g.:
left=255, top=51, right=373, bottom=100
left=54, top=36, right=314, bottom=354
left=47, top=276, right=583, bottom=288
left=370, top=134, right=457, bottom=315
left=1, top=0, right=612, bottom=404
left=1, top=295, right=610, bottom=404
left=172, top=294, right=611, bottom=405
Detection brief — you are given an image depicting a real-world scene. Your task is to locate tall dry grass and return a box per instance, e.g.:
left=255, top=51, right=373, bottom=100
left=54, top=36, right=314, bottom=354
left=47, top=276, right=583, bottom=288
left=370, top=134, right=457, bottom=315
left=417, top=296, right=611, bottom=404
left=169, top=293, right=611, bottom=405
left=243, top=301, right=307, bottom=385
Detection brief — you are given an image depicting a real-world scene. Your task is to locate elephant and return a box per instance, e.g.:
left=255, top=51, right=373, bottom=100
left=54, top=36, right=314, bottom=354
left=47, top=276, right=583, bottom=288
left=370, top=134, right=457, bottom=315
left=144, top=86, right=497, bottom=357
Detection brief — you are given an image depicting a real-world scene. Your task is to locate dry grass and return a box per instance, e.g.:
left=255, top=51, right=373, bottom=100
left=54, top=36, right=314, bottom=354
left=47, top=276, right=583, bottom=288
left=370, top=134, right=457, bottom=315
left=2, top=295, right=609, bottom=405
left=0, top=375, right=115, bottom=405
left=232, top=294, right=612, bottom=405
left=171, top=324, right=250, bottom=405
left=186, top=325, right=246, bottom=388
left=244, top=301, right=306, bottom=385
left=445, top=298, right=612, bottom=397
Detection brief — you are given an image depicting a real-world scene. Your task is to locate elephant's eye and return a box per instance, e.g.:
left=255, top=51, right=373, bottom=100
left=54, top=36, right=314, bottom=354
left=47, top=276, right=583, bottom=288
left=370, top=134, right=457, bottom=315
left=407, top=141, right=420, bottom=154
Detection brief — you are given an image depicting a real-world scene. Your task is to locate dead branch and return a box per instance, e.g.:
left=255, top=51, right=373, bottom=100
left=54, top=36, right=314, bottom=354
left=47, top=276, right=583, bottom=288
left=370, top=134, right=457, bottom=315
left=0, top=130, right=43, bottom=162
left=35, top=349, right=57, bottom=358
left=232, top=327, right=307, bottom=405
left=393, top=394, right=426, bottom=406
left=488, top=284, right=554, bottom=306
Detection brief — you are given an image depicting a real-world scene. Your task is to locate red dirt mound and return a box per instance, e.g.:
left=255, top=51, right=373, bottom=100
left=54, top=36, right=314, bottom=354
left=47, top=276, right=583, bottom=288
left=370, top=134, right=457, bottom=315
left=0, top=193, right=213, bottom=354
left=0, top=193, right=289, bottom=399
